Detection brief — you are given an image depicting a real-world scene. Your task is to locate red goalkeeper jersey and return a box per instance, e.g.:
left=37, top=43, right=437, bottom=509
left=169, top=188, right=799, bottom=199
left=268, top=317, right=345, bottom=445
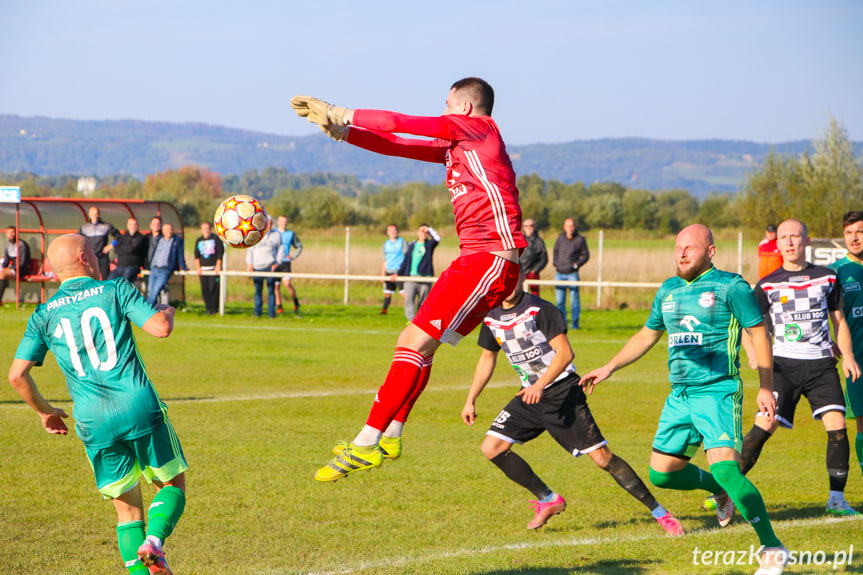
left=347, top=110, right=526, bottom=254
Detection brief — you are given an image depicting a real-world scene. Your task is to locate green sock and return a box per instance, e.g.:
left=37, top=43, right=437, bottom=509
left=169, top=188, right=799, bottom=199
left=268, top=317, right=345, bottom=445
left=116, top=520, right=148, bottom=573
left=856, top=432, right=863, bottom=475
left=710, top=460, right=781, bottom=548
left=649, top=463, right=723, bottom=493
left=147, top=486, right=186, bottom=542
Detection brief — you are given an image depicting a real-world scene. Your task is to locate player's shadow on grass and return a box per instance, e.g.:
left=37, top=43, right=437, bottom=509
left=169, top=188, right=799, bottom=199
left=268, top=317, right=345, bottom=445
left=680, top=503, right=829, bottom=531
left=762, top=504, right=835, bottom=522
left=476, top=558, right=656, bottom=574
left=590, top=515, right=660, bottom=531
left=645, top=503, right=836, bottom=533
left=590, top=503, right=838, bottom=534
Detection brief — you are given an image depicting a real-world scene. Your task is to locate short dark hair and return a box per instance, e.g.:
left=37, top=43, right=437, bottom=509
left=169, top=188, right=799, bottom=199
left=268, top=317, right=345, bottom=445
left=843, top=211, right=863, bottom=228
left=451, top=77, right=494, bottom=115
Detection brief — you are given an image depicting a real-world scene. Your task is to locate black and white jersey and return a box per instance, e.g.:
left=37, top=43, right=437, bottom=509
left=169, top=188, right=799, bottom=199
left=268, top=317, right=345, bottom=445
left=478, top=293, right=576, bottom=388
left=755, top=264, right=843, bottom=360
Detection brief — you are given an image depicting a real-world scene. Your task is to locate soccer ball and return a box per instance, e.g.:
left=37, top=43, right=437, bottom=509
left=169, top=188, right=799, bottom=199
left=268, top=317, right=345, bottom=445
left=213, top=195, right=269, bottom=248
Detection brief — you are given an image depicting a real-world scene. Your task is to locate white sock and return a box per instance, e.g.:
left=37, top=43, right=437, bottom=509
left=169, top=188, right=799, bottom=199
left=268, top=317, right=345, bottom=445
left=828, top=490, right=845, bottom=503
left=352, top=425, right=382, bottom=447
left=383, top=421, right=404, bottom=438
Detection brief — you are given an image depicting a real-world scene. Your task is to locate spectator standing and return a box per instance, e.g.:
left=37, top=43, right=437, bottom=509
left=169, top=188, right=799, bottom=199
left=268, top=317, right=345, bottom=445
left=552, top=218, right=589, bottom=329
left=0, top=225, right=31, bottom=304
left=108, top=218, right=148, bottom=284
left=380, top=224, right=407, bottom=315
left=519, top=218, right=548, bottom=297
left=146, top=216, right=162, bottom=268
left=274, top=215, right=303, bottom=315
left=758, top=224, right=782, bottom=279
left=246, top=218, right=284, bottom=318
left=146, top=223, right=187, bottom=306
left=78, top=206, right=119, bottom=280
left=194, top=221, right=224, bottom=316
left=399, top=224, right=441, bottom=322
left=145, top=216, right=164, bottom=302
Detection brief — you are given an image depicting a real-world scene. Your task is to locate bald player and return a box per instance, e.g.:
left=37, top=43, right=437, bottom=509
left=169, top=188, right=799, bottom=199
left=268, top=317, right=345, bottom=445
left=741, top=219, right=861, bottom=517
left=9, top=234, right=187, bottom=575
left=581, top=224, right=788, bottom=575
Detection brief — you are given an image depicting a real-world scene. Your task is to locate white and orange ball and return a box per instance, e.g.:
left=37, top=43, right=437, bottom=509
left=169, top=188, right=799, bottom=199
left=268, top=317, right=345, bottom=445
left=213, top=195, right=269, bottom=248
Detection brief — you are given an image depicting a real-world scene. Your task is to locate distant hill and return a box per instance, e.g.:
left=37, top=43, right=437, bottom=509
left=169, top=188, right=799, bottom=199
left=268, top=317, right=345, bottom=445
left=1, top=114, right=847, bottom=198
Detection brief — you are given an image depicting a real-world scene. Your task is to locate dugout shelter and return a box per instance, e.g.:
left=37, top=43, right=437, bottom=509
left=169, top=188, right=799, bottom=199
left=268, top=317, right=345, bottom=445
left=0, top=198, right=185, bottom=307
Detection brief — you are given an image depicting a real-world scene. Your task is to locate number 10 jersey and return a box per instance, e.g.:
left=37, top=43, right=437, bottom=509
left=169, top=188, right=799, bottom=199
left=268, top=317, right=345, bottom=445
left=15, top=276, right=164, bottom=449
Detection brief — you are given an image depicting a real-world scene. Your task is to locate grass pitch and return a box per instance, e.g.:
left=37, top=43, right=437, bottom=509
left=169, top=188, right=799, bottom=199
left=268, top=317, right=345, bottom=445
left=0, top=303, right=860, bottom=574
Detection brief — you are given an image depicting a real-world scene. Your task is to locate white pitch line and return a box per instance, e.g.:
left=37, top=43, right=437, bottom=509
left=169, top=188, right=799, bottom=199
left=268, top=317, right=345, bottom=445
left=0, top=381, right=517, bottom=408
left=299, top=515, right=861, bottom=575
left=176, top=321, right=635, bottom=344
left=178, top=321, right=398, bottom=336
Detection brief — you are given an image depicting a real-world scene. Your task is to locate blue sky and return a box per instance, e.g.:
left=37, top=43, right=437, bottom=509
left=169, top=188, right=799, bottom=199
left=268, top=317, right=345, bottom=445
left=1, top=1, right=861, bottom=146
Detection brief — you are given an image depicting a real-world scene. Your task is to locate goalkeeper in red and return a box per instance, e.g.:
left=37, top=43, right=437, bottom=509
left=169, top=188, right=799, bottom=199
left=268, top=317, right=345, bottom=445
left=292, top=78, right=526, bottom=481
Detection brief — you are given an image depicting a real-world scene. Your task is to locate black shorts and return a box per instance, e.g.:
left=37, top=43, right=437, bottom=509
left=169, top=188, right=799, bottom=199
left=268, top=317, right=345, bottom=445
left=486, top=375, right=607, bottom=456
left=274, top=261, right=292, bottom=274
left=383, top=272, right=403, bottom=295
left=772, top=356, right=846, bottom=429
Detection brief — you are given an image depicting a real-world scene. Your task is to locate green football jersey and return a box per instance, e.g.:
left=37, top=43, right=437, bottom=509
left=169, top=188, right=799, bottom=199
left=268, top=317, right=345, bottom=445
left=646, top=266, right=764, bottom=386
left=829, top=256, right=863, bottom=359
left=15, top=276, right=164, bottom=449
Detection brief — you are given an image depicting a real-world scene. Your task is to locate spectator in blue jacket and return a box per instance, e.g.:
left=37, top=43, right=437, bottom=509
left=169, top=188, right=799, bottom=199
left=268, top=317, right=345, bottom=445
left=399, top=224, right=441, bottom=322
left=147, top=222, right=187, bottom=305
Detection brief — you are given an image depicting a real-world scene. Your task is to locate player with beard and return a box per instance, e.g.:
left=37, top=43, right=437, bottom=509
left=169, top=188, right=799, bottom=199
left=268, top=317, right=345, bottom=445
left=830, top=211, right=863, bottom=477
left=581, top=224, right=788, bottom=575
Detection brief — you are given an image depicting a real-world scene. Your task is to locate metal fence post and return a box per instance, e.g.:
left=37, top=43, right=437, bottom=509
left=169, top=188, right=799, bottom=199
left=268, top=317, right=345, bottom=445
left=344, top=226, right=350, bottom=305
left=595, top=230, right=603, bottom=308
left=218, top=247, right=227, bottom=316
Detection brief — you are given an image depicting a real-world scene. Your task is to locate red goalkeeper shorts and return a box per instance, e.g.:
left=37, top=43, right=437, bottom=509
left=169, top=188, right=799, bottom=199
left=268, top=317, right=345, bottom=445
left=413, top=252, right=519, bottom=345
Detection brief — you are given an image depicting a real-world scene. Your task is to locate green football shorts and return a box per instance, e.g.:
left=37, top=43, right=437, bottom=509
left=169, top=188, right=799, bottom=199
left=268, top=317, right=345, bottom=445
left=652, top=378, right=743, bottom=457
left=84, top=418, right=188, bottom=499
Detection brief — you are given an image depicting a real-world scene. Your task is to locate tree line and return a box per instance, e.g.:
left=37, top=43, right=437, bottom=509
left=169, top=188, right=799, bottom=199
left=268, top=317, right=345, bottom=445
left=2, top=118, right=859, bottom=237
